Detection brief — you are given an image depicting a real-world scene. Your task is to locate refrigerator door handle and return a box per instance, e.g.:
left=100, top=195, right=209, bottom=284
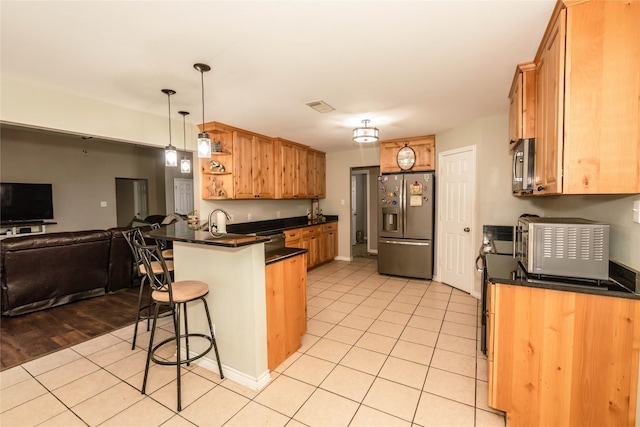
left=401, top=177, right=407, bottom=236
left=379, top=239, right=431, bottom=246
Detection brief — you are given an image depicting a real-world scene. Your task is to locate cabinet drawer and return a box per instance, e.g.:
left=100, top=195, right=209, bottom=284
left=284, top=228, right=303, bottom=241
left=321, top=222, right=337, bottom=232
left=302, top=225, right=321, bottom=237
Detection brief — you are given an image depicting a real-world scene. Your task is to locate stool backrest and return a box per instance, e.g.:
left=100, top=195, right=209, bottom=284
left=133, top=240, right=174, bottom=301
left=122, top=228, right=146, bottom=269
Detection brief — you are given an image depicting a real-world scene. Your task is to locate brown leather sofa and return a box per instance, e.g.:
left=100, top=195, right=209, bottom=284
left=1, top=228, right=141, bottom=316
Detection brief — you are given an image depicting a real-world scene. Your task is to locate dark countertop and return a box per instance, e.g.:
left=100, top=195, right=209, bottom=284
left=226, top=215, right=338, bottom=235
left=145, top=221, right=308, bottom=264
left=265, top=247, right=307, bottom=265
left=486, top=254, right=640, bottom=300
left=145, top=222, right=270, bottom=248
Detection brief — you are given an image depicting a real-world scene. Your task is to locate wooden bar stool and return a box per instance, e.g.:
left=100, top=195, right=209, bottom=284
left=134, top=240, right=223, bottom=412
left=122, top=228, right=174, bottom=350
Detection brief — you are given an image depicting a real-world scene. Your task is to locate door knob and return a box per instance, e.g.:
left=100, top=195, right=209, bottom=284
left=464, top=227, right=470, bottom=232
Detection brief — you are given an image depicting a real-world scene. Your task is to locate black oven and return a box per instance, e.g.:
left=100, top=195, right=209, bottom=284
left=477, top=225, right=514, bottom=355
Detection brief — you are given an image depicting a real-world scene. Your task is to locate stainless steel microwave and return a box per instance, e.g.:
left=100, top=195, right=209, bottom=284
left=512, top=138, right=535, bottom=193
left=515, top=217, right=610, bottom=280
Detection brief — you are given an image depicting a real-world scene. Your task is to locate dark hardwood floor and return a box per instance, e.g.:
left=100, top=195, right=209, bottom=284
left=1, top=287, right=142, bottom=371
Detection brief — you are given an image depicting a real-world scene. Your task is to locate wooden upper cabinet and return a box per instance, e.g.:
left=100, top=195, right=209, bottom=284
left=379, top=136, right=435, bottom=174
left=199, top=123, right=234, bottom=200
left=232, top=130, right=274, bottom=199
left=508, top=62, right=536, bottom=149
left=562, top=0, right=640, bottom=194
left=534, top=9, right=564, bottom=195
left=200, top=122, right=325, bottom=200
left=531, top=0, right=640, bottom=195
left=274, top=138, right=308, bottom=199
left=253, top=135, right=275, bottom=198
left=307, top=149, right=326, bottom=199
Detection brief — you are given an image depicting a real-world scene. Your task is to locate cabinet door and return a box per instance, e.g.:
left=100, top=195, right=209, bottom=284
left=253, top=136, right=274, bottom=198
left=508, top=71, right=522, bottom=146
left=534, top=10, right=564, bottom=195
left=508, top=63, right=536, bottom=150
left=233, top=130, right=255, bottom=199
left=276, top=140, right=296, bottom=199
left=315, top=152, right=326, bottom=198
left=296, top=146, right=308, bottom=198
left=307, top=150, right=326, bottom=199
left=562, top=0, right=640, bottom=194
left=380, top=137, right=435, bottom=173
left=265, top=254, right=307, bottom=371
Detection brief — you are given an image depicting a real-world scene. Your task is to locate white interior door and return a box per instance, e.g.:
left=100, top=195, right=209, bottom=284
left=133, top=180, right=148, bottom=219
left=174, top=178, right=194, bottom=215
left=351, top=175, right=357, bottom=245
left=438, top=146, right=476, bottom=294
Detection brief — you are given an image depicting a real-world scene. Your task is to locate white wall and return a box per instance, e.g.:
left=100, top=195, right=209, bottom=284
left=1, top=76, right=200, bottom=151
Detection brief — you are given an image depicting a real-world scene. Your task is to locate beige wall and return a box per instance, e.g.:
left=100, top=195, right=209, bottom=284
left=323, top=146, right=380, bottom=260
left=0, top=127, right=167, bottom=231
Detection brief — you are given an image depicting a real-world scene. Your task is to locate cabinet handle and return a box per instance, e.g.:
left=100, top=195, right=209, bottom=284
left=537, top=186, right=544, bottom=192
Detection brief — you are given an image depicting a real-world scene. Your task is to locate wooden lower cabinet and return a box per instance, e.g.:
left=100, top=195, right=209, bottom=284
left=265, top=254, right=307, bottom=371
left=488, top=282, right=640, bottom=427
left=285, top=222, right=338, bottom=269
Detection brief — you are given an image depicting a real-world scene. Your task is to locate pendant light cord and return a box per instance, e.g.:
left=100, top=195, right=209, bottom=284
left=167, top=92, right=172, bottom=146
left=200, top=69, right=205, bottom=129
left=183, top=114, right=186, bottom=149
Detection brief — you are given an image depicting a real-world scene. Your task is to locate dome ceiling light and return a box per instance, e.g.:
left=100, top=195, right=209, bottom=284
left=353, top=119, right=379, bottom=143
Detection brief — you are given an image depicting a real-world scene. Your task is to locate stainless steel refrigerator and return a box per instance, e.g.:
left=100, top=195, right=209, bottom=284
left=378, top=172, right=435, bottom=279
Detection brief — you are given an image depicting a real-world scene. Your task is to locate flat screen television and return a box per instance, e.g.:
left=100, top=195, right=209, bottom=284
left=0, top=182, right=54, bottom=224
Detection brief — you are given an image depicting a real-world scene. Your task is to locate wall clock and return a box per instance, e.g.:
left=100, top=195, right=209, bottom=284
left=397, top=145, right=416, bottom=170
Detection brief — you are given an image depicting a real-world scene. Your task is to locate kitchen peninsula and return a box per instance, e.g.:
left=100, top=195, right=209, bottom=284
left=146, top=221, right=307, bottom=391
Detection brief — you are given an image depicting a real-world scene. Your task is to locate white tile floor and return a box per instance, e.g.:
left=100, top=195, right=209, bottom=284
left=0, top=257, right=505, bottom=427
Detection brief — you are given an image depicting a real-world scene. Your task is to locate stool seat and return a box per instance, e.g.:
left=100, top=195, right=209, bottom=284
left=162, top=249, right=174, bottom=259
left=152, top=280, right=208, bottom=303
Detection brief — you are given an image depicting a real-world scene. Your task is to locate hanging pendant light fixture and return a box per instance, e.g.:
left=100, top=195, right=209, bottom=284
left=162, top=89, right=178, bottom=167
left=179, top=111, right=191, bottom=173
left=194, top=63, right=212, bottom=158
left=352, top=119, right=379, bottom=143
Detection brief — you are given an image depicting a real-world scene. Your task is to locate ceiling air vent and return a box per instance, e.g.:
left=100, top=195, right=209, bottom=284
left=305, top=100, right=335, bottom=113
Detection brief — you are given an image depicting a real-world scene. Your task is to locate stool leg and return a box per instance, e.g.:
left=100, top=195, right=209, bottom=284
left=174, top=302, right=182, bottom=412
left=183, top=303, right=190, bottom=367
left=202, top=297, right=224, bottom=379
left=132, top=276, right=148, bottom=350
left=142, top=301, right=160, bottom=395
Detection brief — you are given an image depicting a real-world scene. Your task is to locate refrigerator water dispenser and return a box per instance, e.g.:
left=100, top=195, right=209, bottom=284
left=382, top=207, right=399, bottom=232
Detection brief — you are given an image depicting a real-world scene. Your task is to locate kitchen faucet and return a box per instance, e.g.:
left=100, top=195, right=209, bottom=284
left=208, top=208, right=232, bottom=236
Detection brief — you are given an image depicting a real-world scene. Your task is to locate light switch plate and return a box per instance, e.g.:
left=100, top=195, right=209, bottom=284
left=633, top=200, right=640, bottom=224
left=100, top=201, right=107, bottom=207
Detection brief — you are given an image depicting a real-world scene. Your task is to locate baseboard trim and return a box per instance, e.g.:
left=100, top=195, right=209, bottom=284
left=190, top=352, right=272, bottom=391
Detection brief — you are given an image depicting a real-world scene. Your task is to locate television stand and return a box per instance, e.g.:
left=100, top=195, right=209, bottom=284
left=0, top=222, right=57, bottom=239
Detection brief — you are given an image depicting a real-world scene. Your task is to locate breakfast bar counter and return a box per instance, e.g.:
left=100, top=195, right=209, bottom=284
left=145, top=223, right=273, bottom=391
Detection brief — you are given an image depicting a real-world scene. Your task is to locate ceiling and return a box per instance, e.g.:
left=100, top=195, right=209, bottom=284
left=1, top=1, right=556, bottom=153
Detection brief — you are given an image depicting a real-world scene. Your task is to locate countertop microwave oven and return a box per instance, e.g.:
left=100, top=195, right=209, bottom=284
left=515, top=217, right=610, bottom=280
left=512, top=138, right=535, bottom=193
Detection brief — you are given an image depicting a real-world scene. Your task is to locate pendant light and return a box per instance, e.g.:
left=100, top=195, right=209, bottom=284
left=179, top=111, right=191, bottom=173
left=162, top=89, right=178, bottom=167
left=194, top=63, right=212, bottom=158
left=352, top=119, right=379, bottom=143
